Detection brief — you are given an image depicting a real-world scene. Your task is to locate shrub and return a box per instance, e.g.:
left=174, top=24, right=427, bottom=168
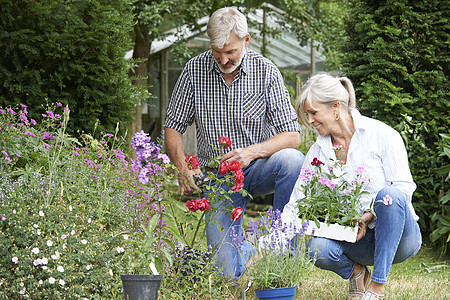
left=0, top=0, right=136, bottom=138
left=342, top=0, right=450, bottom=243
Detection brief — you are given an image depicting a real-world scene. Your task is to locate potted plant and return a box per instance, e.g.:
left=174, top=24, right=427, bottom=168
left=118, top=130, right=185, bottom=300
left=232, top=207, right=316, bottom=300
left=295, top=147, right=372, bottom=242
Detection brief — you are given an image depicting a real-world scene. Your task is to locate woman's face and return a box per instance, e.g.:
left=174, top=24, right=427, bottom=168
left=303, top=100, right=337, bottom=135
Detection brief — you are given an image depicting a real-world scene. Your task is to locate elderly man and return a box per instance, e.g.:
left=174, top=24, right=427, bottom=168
left=164, top=6, right=304, bottom=278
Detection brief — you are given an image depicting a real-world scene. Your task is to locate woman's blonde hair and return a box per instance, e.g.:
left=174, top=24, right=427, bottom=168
left=295, top=73, right=356, bottom=126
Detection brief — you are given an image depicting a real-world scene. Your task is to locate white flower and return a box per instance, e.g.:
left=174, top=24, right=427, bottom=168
left=20, top=283, right=24, bottom=287
left=20, top=289, right=25, bottom=295
left=13, top=209, right=16, bottom=214
left=49, top=277, right=55, bottom=284
left=41, top=257, right=48, bottom=265
left=42, top=266, right=48, bottom=270
left=59, top=279, right=65, bottom=286
left=71, top=230, right=75, bottom=235
left=12, top=257, right=18, bottom=263
left=62, top=244, right=66, bottom=249
left=37, top=229, right=41, bottom=235
left=69, top=205, right=73, bottom=211
left=39, top=211, right=44, bottom=217
left=116, top=246, right=125, bottom=253
left=31, top=247, right=39, bottom=254
left=61, top=234, right=67, bottom=239
left=51, top=251, right=60, bottom=260
left=406, top=115, right=412, bottom=121
left=33, top=259, right=41, bottom=266
left=123, top=234, right=129, bottom=240
left=109, top=269, right=113, bottom=277
left=81, top=239, right=87, bottom=245
left=57, top=265, right=64, bottom=272
left=88, top=218, right=92, bottom=223
left=33, top=224, right=38, bottom=228
left=86, top=265, right=91, bottom=270
left=47, top=240, right=53, bottom=247
left=39, top=280, right=43, bottom=285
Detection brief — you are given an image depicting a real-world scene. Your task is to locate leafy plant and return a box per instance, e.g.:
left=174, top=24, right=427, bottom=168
left=342, top=0, right=449, bottom=244
left=430, top=133, right=450, bottom=255
left=233, top=207, right=316, bottom=290
left=295, top=148, right=371, bottom=228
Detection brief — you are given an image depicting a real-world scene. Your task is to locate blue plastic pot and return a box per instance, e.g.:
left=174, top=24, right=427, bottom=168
left=254, top=286, right=297, bottom=299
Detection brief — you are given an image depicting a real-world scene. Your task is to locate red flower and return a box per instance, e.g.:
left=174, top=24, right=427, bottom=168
left=228, top=161, right=241, bottom=173
left=232, top=206, right=243, bottom=220
left=311, top=157, right=324, bottom=166
left=232, top=182, right=244, bottom=192
left=197, top=198, right=210, bottom=211
left=218, top=161, right=230, bottom=175
left=218, top=136, right=232, bottom=149
left=186, top=200, right=198, bottom=212
left=185, top=155, right=200, bottom=170
left=232, top=168, right=244, bottom=183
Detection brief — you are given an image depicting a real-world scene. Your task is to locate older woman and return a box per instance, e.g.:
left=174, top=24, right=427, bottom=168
left=281, top=73, right=422, bottom=300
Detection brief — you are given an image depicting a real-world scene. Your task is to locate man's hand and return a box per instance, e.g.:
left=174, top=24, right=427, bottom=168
left=353, top=211, right=374, bottom=242
left=178, top=168, right=202, bottom=195
left=220, top=147, right=255, bottom=169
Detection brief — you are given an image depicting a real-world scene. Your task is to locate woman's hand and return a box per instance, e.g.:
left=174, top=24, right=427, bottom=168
left=353, top=211, right=374, bottom=242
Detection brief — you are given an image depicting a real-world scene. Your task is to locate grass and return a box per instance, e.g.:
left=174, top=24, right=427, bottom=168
left=236, top=246, right=449, bottom=300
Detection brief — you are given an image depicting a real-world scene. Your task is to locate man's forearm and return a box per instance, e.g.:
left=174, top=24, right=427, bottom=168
left=247, top=131, right=300, bottom=160
left=164, top=127, right=187, bottom=171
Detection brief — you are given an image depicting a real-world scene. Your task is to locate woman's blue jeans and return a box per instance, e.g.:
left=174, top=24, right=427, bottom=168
left=308, top=186, right=422, bottom=284
left=204, top=148, right=304, bottom=278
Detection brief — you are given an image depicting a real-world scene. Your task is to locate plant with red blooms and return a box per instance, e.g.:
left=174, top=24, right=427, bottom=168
left=184, top=135, right=250, bottom=214
left=218, top=136, right=232, bottom=148
left=232, top=206, right=243, bottom=220
left=185, top=155, right=200, bottom=170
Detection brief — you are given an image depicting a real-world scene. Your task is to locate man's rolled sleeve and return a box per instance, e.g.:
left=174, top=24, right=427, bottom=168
left=266, top=68, right=302, bottom=134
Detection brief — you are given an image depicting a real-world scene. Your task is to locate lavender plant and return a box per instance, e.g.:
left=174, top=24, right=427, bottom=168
left=232, top=207, right=316, bottom=290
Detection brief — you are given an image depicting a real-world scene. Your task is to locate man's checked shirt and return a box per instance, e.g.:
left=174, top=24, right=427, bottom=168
left=164, top=49, right=301, bottom=166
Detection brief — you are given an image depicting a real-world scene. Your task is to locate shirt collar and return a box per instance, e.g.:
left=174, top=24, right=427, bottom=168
left=207, top=49, right=249, bottom=76
left=315, top=108, right=366, bottom=147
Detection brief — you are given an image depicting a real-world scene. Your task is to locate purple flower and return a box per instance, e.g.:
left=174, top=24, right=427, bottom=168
left=25, top=131, right=36, bottom=137
left=5, top=157, right=11, bottom=162
left=0, top=109, right=4, bottom=115
left=46, top=111, right=55, bottom=118
left=31, top=119, right=37, bottom=125
left=6, top=108, right=16, bottom=114
left=2, top=150, right=8, bottom=156
left=56, top=102, right=62, bottom=107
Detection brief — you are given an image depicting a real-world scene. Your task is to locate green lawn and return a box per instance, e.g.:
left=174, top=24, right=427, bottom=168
left=238, top=246, right=449, bottom=300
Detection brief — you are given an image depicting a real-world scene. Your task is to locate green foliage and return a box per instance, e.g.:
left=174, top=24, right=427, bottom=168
left=0, top=0, right=136, bottom=138
left=342, top=0, right=450, bottom=246
left=430, top=133, right=450, bottom=255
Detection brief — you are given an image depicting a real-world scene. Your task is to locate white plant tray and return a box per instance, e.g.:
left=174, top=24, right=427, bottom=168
left=298, top=219, right=358, bottom=243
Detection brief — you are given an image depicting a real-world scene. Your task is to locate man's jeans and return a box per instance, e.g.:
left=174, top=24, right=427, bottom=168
left=308, top=186, right=422, bottom=284
left=205, top=148, right=304, bottom=278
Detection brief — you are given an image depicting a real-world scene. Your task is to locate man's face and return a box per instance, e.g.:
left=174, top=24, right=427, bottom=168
left=211, top=32, right=250, bottom=74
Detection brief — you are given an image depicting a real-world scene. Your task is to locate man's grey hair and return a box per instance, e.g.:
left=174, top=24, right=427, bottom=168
left=206, top=7, right=248, bottom=48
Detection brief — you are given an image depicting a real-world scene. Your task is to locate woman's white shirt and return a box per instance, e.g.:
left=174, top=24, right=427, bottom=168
left=278, top=109, right=418, bottom=243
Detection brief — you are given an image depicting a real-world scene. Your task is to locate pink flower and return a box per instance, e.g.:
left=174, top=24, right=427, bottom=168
left=382, top=195, right=393, bottom=205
